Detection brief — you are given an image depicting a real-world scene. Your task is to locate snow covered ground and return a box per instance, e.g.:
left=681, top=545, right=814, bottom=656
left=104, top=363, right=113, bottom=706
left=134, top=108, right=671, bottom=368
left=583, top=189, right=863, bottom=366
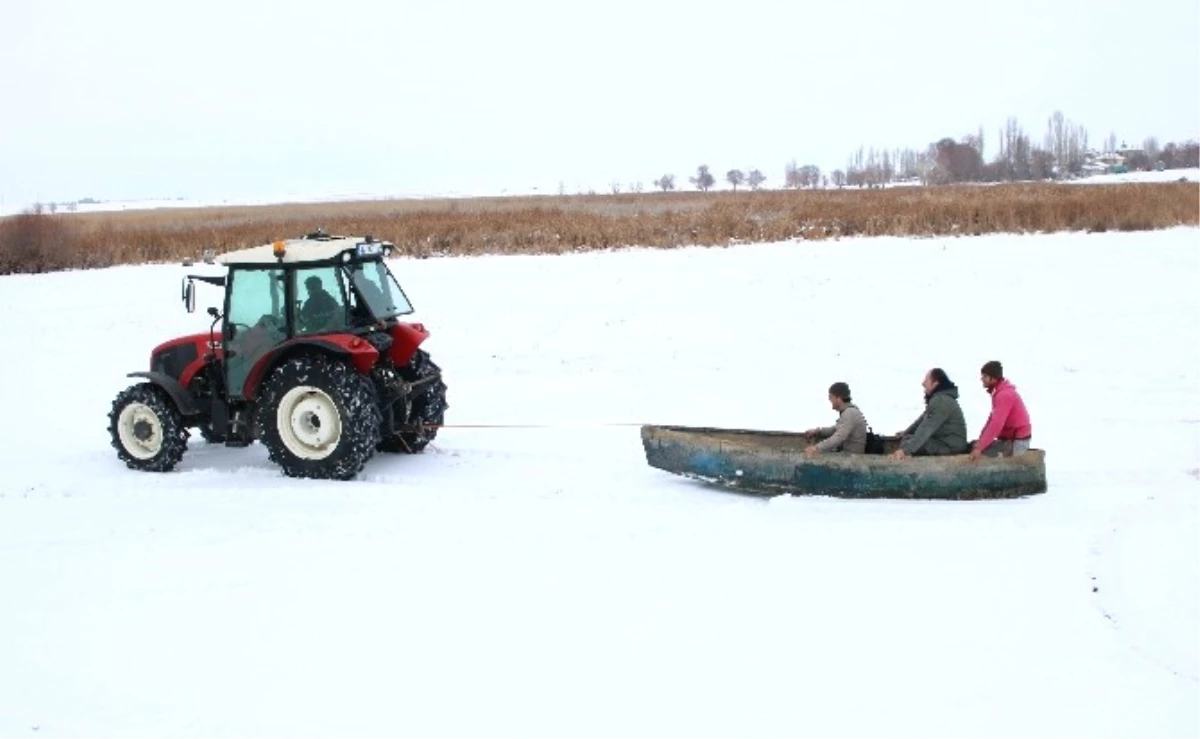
left=1063, top=167, right=1200, bottom=185
left=1, top=228, right=1197, bottom=737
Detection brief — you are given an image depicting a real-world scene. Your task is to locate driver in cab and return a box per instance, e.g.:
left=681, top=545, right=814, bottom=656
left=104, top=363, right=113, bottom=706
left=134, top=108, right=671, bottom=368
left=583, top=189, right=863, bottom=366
left=300, top=275, right=339, bottom=333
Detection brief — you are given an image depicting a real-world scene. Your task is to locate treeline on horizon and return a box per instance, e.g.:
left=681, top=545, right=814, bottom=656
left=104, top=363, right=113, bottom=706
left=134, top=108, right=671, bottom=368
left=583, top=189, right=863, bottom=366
left=639, top=111, right=1200, bottom=193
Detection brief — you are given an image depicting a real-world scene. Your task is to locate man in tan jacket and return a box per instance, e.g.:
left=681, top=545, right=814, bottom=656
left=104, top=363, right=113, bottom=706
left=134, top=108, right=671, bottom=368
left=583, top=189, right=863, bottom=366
left=804, top=382, right=868, bottom=457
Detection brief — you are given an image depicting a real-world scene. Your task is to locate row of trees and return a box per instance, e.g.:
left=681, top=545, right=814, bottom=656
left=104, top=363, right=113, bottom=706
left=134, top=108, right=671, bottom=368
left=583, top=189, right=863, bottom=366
left=649, top=166, right=769, bottom=193
left=835, top=112, right=1199, bottom=187
left=617, top=112, right=1197, bottom=195
left=648, top=164, right=827, bottom=192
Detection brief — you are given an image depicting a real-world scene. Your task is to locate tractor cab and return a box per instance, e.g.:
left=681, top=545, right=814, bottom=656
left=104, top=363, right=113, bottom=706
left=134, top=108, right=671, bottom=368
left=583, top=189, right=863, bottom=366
left=183, top=232, right=416, bottom=401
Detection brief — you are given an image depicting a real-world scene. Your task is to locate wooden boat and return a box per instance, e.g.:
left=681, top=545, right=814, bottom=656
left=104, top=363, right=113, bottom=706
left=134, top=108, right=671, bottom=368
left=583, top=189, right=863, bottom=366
left=640, top=425, right=1047, bottom=500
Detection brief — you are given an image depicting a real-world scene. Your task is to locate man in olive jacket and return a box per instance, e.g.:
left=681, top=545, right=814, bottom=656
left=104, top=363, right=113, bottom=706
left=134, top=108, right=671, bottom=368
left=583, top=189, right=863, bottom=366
left=892, top=368, right=969, bottom=459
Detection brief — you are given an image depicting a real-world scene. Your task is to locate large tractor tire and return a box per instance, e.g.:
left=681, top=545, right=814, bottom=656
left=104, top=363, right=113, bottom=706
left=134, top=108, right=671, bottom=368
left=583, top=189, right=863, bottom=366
left=108, top=383, right=189, bottom=472
left=256, top=355, right=382, bottom=480
left=379, top=349, right=448, bottom=454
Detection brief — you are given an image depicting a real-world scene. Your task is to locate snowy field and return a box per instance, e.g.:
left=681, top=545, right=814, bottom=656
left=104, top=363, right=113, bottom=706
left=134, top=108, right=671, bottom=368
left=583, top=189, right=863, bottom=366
left=1063, top=167, right=1200, bottom=185
left=1, top=228, right=1197, bottom=737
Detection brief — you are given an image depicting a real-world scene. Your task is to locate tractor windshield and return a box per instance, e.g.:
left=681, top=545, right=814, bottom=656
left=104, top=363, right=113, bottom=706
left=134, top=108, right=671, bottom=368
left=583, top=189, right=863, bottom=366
left=345, top=259, right=413, bottom=322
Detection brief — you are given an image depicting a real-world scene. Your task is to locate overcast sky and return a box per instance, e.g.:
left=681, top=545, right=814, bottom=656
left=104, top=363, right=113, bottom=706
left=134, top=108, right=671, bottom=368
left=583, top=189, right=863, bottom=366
left=2, top=0, right=1197, bottom=207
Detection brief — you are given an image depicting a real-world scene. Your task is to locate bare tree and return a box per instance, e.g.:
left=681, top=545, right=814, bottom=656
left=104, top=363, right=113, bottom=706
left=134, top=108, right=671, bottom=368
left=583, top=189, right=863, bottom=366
left=1143, top=136, right=1161, bottom=165
left=831, top=169, right=846, bottom=188
left=653, top=174, right=676, bottom=192
left=1160, top=140, right=1199, bottom=168
left=1031, top=148, right=1055, bottom=180
left=726, top=169, right=745, bottom=191
left=963, top=131, right=984, bottom=158
left=610, top=180, right=622, bottom=195
left=747, top=169, right=767, bottom=190
left=1177, top=141, right=1194, bottom=167
left=917, top=146, right=940, bottom=185
left=1047, top=110, right=1069, bottom=178
left=785, top=160, right=802, bottom=188
left=1066, top=123, right=1088, bottom=176
left=785, top=160, right=821, bottom=188
left=1001, top=117, right=1033, bottom=181
left=934, top=137, right=983, bottom=182
left=898, top=148, right=923, bottom=180
left=689, top=165, right=715, bottom=191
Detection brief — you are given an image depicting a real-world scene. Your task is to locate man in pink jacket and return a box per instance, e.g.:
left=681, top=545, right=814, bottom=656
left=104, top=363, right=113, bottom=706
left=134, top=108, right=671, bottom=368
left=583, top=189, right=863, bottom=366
left=968, top=360, right=1032, bottom=462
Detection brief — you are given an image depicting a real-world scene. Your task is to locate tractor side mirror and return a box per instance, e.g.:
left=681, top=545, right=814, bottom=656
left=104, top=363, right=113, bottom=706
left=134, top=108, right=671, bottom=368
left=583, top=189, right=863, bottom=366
left=182, top=279, right=196, bottom=313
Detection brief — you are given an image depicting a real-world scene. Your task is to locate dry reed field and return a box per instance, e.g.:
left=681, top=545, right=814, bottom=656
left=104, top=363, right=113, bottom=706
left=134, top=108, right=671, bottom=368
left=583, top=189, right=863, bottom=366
left=2, top=181, right=1197, bottom=274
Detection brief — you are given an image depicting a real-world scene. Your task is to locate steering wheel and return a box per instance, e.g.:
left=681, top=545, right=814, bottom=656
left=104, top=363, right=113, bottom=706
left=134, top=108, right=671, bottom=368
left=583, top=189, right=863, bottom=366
left=227, top=322, right=253, bottom=339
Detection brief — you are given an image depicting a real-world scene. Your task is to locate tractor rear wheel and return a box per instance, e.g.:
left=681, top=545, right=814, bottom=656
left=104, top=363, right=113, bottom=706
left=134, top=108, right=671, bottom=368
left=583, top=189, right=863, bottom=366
left=379, top=349, right=448, bottom=454
left=108, top=383, right=189, bottom=472
left=256, top=355, right=382, bottom=480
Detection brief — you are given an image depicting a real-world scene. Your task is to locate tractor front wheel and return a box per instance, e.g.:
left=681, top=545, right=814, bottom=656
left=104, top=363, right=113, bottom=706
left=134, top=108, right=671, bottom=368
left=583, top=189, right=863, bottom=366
left=256, top=355, right=382, bottom=480
left=108, top=383, right=189, bottom=472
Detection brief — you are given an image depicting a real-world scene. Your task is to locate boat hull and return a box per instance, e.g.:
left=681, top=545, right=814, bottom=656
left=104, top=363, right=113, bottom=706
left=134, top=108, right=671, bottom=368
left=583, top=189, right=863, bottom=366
left=641, top=425, right=1047, bottom=500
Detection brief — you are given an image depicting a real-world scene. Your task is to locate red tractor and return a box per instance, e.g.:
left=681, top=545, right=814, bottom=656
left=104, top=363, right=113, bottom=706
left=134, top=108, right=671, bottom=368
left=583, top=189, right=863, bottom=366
left=108, top=231, right=448, bottom=480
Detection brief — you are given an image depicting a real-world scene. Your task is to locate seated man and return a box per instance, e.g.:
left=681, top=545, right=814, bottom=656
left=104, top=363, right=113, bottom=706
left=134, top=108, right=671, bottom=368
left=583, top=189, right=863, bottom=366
left=804, top=382, right=867, bottom=457
left=968, top=360, right=1032, bottom=462
left=299, top=275, right=341, bottom=333
left=892, top=368, right=969, bottom=459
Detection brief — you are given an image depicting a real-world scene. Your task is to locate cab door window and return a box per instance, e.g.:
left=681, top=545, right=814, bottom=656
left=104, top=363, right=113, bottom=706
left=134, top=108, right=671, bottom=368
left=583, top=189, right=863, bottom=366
left=224, top=268, right=287, bottom=398
left=294, top=267, right=349, bottom=335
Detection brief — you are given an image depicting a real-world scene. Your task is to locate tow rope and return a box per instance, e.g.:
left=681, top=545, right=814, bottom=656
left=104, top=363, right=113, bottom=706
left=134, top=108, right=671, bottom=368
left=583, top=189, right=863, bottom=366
left=421, top=422, right=647, bottom=429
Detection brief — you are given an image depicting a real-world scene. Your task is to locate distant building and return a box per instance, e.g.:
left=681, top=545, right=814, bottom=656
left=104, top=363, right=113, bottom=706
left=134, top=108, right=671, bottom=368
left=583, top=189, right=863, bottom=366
left=1117, top=141, right=1143, bottom=155
left=1088, top=149, right=1126, bottom=175
left=1116, top=142, right=1149, bottom=171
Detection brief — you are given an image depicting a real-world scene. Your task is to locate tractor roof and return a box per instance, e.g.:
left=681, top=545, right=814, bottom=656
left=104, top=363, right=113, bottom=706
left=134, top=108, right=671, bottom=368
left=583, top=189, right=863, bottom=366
left=216, top=233, right=391, bottom=267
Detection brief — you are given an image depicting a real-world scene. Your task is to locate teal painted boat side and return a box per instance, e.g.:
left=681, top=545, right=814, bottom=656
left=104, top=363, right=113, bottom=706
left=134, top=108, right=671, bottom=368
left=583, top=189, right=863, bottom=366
left=641, top=425, right=1047, bottom=500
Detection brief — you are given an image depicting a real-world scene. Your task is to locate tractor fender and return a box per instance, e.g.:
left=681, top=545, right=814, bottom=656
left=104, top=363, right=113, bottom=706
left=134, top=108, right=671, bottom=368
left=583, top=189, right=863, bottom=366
left=242, top=337, right=380, bottom=399
left=127, top=371, right=200, bottom=417
left=388, top=322, right=430, bottom=367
